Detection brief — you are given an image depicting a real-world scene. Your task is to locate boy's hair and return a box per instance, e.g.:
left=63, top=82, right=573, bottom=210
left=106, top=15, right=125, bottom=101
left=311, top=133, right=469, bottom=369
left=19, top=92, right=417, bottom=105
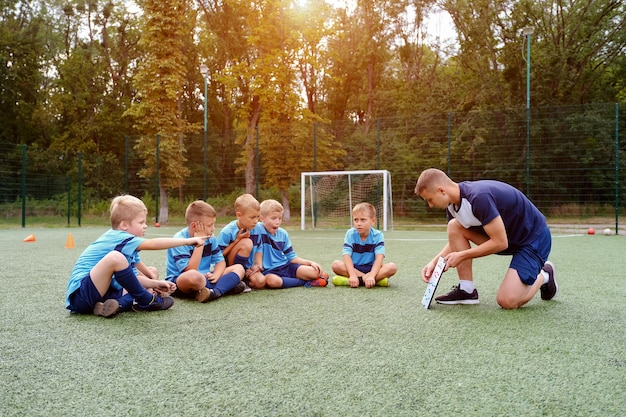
left=260, top=199, right=283, bottom=216
left=415, top=168, right=450, bottom=194
left=185, top=200, right=216, bottom=224
left=353, top=202, right=376, bottom=218
left=235, top=193, right=260, bottom=213
left=110, top=195, right=147, bottom=229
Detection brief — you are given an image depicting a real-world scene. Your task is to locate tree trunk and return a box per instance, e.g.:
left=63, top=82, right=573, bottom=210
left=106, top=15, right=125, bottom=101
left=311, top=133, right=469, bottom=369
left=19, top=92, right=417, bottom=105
left=159, top=185, right=169, bottom=224
left=245, top=96, right=262, bottom=195
left=281, top=189, right=290, bottom=223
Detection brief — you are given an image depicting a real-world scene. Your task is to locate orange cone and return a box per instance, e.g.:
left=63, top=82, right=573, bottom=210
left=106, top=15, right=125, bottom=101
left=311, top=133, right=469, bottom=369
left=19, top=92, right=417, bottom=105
left=65, top=233, right=75, bottom=249
left=23, top=234, right=36, bottom=242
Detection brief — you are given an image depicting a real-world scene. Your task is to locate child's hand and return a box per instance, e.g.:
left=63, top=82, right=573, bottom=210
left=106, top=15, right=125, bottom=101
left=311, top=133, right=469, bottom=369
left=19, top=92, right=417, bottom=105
left=245, top=264, right=261, bottom=277
left=189, top=236, right=207, bottom=247
left=193, top=221, right=209, bottom=238
left=309, top=261, right=322, bottom=273
left=236, top=228, right=250, bottom=241
left=363, top=275, right=376, bottom=289
left=205, top=271, right=218, bottom=284
left=348, top=275, right=360, bottom=288
left=152, top=280, right=176, bottom=296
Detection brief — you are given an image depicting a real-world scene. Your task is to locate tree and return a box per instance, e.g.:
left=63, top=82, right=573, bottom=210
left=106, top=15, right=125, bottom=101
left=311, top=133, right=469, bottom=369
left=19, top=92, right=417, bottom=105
left=126, top=0, right=196, bottom=223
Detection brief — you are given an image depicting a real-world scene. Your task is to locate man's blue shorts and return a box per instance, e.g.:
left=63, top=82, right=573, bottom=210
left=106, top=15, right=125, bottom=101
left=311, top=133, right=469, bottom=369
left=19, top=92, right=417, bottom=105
left=507, top=226, right=552, bottom=286
left=68, top=274, right=123, bottom=314
left=263, top=263, right=301, bottom=277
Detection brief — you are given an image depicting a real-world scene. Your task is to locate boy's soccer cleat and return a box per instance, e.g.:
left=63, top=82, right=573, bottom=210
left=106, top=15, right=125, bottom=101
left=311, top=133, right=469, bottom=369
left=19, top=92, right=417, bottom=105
left=132, top=294, right=175, bottom=311
left=332, top=275, right=389, bottom=287
left=304, top=277, right=328, bottom=287
left=195, top=288, right=219, bottom=303
left=435, top=285, right=479, bottom=305
left=93, top=299, right=121, bottom=318
left=376, top=278, right=389, bottom=287
left=303, top=271, right=329, bottom=287
left=225, top=281, right=247, bottom=296
left=540, top=261, right=558, bottom=300
left=332, top=275, right=349, bottom=286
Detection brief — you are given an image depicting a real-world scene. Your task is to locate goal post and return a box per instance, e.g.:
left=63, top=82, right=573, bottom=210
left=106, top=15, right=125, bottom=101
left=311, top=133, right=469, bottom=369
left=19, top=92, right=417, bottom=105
left=301, top=170, right=393, bottom=231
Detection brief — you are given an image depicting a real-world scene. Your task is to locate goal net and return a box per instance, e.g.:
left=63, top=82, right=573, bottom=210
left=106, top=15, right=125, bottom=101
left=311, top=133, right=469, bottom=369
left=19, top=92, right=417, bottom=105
left=301, top=170, right=393, bottom=230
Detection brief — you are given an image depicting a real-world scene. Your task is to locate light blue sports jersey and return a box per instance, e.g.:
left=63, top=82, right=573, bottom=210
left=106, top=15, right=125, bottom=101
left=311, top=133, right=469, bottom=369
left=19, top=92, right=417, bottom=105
left=342, top=227, right=386, bottom=267
left=166, top=228, right=224, bottom=280
left=216, top=219, right=261, bottom=268
left=65, top=229, right=145, bottom=308
left=257, top=225, right=296, bottom=271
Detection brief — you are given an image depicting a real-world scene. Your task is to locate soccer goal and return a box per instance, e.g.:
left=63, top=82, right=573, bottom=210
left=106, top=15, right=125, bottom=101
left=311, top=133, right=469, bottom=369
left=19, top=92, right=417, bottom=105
left=301, top=170, right=393, bottom=231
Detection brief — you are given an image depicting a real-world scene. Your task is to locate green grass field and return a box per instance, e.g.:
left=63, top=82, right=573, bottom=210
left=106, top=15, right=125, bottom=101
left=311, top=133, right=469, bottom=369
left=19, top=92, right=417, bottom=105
left=1, top=226, right=625, bottom=416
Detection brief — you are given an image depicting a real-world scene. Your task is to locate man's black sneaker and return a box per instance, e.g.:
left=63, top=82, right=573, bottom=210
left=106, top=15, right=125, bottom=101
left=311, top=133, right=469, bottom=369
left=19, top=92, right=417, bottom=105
left=225, top=281, right=247, bottom=296
left=132, top=294, right=175, bottom=311
left=435, top=285, right=479, bottom=305
left=93, top=299, right=121, bottom=318
left=540, top=261, right=558, bottom=300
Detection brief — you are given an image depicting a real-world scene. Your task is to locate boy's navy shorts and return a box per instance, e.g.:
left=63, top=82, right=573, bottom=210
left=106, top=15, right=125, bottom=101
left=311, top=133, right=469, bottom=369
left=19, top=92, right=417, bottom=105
left=507, top=226, right=552, bottom=286
left=353, top=264, right=372, bottom=274
left=263, top=263, right=301, bottom=277
left=68, top=274, right=123, bottom=314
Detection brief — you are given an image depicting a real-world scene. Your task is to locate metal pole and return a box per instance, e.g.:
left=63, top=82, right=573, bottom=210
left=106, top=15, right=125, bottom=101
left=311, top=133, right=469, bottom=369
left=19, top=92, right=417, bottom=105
left=255, top=126, right=259, bottom=197
left=313, top=122, right=317, bottom=171
left=522, top=27, right=534, bottom=197
left=615, top=103, right=619, bottom=235
left=21, top=144, right=26, bottom=228
left=124, top=136, right=129, bottom=194
left=77, top=152, right=82, bottom=227
left=203, top=73, right=208, bottom=201
left=155, top=134, right=160, bottom=224
left=377, top=119, right=381, bottom=170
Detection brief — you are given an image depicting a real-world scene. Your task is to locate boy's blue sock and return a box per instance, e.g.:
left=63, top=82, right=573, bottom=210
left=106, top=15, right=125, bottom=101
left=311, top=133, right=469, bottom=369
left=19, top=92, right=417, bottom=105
left=233, top=254, right=249, bottom=267
left=114, top=265, right=153, bottom=305
left=117, top=294, right=135, bottom=312
left=280, top=277, right=307, bottom=288
left=213, top=271, right=240, bottom=296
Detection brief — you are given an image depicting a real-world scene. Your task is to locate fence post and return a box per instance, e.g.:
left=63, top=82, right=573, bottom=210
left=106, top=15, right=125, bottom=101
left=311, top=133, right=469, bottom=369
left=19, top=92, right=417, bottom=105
left=155, top=134, right=160, bottom=223
left=21, top=144, right=26, bottom=228
left=78, top=152, right=82, bottom=227
left=615, top=103, right=620, bottom=235
left=313, top=122, right=317, bottom=172
left=255, top=126, right=259, bottom=197
left=377, top=119, right=381, bottom=170
left=447, top=113, right=451, bottom=176
left=125, top=135, right=129, bottom=194
left=66, top=176, right=71, bottom=226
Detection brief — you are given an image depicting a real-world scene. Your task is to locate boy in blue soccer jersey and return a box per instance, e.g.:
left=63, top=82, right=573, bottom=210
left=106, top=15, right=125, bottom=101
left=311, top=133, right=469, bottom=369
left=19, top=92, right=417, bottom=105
left=66, top=195, right=207, bottom=318
left=166, top=200, right=246, bottom=303
left=415, top=168, right=559, bottom=309
left=216, top=193, right=265, bottom=289
left=258, top=199, right=328, bottom=289
left=331, top=202, right=398, bottom=288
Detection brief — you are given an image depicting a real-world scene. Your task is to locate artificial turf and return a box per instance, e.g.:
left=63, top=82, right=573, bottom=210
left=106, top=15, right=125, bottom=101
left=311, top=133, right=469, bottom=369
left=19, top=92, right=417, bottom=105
left=1, top=226, right=624, bottom=416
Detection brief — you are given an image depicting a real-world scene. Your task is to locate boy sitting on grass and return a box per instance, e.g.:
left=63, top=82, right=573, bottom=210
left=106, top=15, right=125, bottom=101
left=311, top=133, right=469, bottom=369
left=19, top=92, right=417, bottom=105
left=217, top=193, right=265, bottom=290
left=66, top=195, right=207, bottom=318
left=258, top=199, right=329, bottom=289
left=331, top=202, right=397, bottom=288
left=166, top=200, right=246, bottom=303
